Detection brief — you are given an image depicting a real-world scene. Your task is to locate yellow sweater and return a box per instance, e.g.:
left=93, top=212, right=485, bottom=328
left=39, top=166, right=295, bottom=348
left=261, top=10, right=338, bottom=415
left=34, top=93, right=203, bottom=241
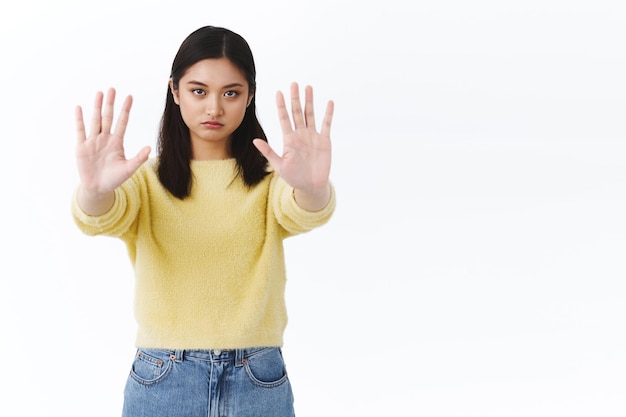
left=72, top=158, right=335, bottom=349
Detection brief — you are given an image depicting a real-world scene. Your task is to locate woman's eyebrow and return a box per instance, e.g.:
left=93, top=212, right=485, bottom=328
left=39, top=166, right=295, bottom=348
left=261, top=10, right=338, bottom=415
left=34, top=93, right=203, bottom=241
left=185, top=80, right=245, bottom=89
left=186, top=80, right=208, bottom=87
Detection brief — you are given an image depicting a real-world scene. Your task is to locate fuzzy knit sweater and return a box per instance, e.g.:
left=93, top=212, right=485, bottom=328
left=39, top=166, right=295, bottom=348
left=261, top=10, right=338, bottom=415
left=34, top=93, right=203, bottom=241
left=71, top=158, right=335, bottom=349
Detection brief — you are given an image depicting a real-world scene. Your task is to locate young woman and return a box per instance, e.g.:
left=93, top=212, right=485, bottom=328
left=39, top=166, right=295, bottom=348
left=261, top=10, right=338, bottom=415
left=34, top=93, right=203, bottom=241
left=72, top=26, right=335, bottom=416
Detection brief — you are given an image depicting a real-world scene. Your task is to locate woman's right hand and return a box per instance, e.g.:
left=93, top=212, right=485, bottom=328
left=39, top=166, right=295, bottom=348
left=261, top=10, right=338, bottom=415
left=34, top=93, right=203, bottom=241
left=75, top=88, right=151, bottom=215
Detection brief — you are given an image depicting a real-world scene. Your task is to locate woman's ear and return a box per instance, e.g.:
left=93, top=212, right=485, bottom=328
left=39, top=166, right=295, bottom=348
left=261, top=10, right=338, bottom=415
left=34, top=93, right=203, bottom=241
left=169, top=78, right=180, bottom=105
left=247, top=94, right=254, bottom=107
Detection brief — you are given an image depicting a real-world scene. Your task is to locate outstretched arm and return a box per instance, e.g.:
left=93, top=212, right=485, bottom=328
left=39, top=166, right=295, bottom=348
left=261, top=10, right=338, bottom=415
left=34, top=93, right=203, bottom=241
left=253, top=82, right=334, bottom=211
left=75, top=88, right=151, bottom=216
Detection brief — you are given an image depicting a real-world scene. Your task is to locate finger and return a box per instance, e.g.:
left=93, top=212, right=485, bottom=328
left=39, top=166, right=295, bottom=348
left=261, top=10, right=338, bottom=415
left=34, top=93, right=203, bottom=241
left=113, top=95, right=133, bottom=138
left=289, top=82, right=306, bottom=129
left=101, top=87, right=116, bottom=134
left=253, top=139, right=283, bottom=172
left=276, top=90, right=294, bottom=134
left=303, top=85, right=316, bottom=130
left=320, top=100, right=334, bottom=138
left=126, top=146, right=151, bottom=173
left=75, top=105, right=87, bottom=144
left=89, top=91, right=104, bottom=137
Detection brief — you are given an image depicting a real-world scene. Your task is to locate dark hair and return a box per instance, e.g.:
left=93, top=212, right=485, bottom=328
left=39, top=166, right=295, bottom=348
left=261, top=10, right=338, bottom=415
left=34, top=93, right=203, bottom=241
left=157, top=26, right=269, bottom=199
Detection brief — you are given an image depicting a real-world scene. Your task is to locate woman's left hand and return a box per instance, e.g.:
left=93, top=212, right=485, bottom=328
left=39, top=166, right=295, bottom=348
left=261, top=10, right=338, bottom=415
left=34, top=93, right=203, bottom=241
left=253, top=82, right=334, bottom=211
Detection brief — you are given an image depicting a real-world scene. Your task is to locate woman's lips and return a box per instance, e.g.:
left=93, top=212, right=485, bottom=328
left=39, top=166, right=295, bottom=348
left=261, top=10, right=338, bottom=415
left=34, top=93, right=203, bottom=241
left=202, top=121, right=223, bottom=129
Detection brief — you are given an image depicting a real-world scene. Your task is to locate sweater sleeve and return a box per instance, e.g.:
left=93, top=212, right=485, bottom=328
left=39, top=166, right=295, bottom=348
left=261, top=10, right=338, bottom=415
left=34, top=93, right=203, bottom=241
left=271, top=175, right=336, bottom=236
left=71, top=175, right=142, bottom=238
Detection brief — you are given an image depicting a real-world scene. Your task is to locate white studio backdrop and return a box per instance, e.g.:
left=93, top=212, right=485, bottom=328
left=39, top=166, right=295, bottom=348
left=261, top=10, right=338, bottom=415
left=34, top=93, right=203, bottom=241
left=1, top=0, right=625, bottom=416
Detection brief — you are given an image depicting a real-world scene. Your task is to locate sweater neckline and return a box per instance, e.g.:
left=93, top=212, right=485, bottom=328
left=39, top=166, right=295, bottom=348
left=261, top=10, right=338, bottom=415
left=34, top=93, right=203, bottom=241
left=190, top=158, right=236, bottom=167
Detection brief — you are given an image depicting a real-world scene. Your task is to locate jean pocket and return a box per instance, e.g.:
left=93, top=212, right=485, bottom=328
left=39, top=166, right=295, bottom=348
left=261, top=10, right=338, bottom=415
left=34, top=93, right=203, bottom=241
left=129, top=349, right=173, bottom=386
left=244, top=348, right=289, bottom=388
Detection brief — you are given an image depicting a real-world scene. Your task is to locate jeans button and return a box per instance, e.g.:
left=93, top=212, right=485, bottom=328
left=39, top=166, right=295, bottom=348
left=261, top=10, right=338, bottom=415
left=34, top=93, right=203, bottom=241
left=213, top=349, right=222, bottom=355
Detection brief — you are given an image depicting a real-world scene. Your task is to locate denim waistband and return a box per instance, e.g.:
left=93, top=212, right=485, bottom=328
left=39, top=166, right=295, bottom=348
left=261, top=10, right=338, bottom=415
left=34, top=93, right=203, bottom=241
left=147, top=347, right=277, bottom=367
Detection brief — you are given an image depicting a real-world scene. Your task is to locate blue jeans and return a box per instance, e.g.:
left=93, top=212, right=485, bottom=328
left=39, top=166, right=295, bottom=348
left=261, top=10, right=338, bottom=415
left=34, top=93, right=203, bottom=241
left=122, top=347, right=295, bottom=417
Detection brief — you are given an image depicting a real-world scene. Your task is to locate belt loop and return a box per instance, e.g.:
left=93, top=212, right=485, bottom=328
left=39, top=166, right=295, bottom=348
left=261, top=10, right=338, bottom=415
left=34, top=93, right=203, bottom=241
left=235, top=349, right=245, bottom=367
left=172, top=349, right=184, bottom=362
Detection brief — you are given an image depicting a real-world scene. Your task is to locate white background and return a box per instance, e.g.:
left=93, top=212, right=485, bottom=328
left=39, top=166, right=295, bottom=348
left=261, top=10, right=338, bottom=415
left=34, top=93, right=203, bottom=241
left=1, top=0, right=625, bottom=416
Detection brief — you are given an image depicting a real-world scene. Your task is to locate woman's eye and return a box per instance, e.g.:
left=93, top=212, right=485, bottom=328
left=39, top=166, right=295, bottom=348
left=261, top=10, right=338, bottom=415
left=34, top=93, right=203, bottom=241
left=192, top=89, right=205, bottom=95
left=224, top=90, right=238, bottom=98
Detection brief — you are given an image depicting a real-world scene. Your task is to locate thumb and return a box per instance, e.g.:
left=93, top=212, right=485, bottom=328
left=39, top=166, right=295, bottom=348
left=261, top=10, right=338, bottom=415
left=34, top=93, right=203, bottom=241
left=253, top=139, right=282, bottom=172
left=127, top=146, right=151, bottom=173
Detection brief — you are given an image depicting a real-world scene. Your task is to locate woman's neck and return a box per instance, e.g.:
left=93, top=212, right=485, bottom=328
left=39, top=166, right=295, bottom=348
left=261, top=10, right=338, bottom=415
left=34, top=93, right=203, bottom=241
left=191, top=143, right=231, bottom=161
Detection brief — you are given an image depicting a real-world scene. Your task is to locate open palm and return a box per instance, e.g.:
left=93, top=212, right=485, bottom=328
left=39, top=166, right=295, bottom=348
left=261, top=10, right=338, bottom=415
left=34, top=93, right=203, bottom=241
left=75, top=88, right=150, bottom=195
left=254, top=83, right=333, bottom=195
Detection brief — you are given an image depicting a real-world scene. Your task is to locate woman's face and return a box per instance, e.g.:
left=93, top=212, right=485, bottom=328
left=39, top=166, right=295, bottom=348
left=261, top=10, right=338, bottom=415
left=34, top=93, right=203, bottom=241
left=170, top=57, right=252, bottom=160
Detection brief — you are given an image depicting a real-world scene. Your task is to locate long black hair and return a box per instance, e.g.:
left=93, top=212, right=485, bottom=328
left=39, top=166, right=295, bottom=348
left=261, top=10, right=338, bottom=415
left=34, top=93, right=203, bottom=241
left=157, top=26, right=270, bottom=199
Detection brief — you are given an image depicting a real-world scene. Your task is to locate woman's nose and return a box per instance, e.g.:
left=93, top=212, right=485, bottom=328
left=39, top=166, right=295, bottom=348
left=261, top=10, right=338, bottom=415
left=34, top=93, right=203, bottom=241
left=205, top=95, right=222, bottom=117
